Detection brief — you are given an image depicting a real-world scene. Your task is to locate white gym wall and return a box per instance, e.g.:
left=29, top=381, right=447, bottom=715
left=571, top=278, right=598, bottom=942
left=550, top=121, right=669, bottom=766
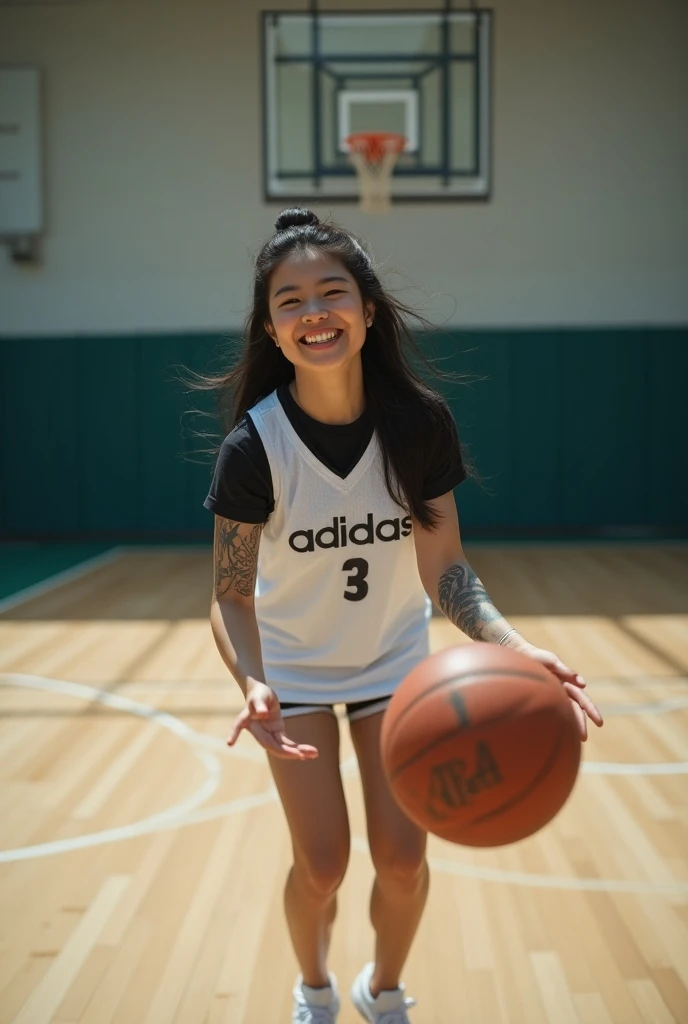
left=0, top=0, right=686, bottom=335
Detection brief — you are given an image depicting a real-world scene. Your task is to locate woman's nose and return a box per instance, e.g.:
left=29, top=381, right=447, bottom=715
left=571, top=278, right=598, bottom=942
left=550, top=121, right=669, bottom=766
left=301, top=305, right=329, bottom=323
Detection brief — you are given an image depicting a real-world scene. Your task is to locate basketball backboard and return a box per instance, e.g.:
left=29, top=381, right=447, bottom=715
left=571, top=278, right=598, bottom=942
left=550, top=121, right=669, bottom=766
left=262, top=8, right=492, bottom=204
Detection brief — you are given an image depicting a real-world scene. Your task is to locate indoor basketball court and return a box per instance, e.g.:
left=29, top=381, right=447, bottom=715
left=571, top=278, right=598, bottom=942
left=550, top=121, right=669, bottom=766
left=1, top=1, right=687, bottom=1023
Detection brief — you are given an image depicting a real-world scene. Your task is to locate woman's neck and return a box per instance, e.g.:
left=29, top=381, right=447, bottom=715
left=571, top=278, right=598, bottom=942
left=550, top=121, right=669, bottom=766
left=290, top=362, right=365, bottom=425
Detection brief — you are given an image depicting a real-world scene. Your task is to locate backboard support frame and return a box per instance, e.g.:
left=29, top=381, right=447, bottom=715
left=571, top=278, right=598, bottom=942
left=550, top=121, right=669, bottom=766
left=261, top=7, right=493, bottom=205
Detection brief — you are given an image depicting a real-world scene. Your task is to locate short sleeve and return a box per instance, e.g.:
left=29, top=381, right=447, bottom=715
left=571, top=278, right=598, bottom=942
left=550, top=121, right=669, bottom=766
left=203, top=415, right=274, bottom=524
left=422, top=403, right=467, bottom=501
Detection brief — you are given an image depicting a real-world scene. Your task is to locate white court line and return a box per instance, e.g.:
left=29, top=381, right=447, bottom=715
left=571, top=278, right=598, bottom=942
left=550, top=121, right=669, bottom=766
left=0, top=673, right=225, bottom=862
left=1, top=673, right=687, bottom=898
left=4, top=673, right=687, bottom=787
left=409, top=846, right=688, bottom=895
left=0, top=673, right=353, bottom=863
left=0, top=547, right=126, bottom=615
left=581, top=761, right=688, bottom=776
left=107, top=686, right=688, bottom=722
left=597, top=698, right=688, bottom=715
left=0, top=785, right=279, bottom=864
left=350, top=838, right=688, bottom=895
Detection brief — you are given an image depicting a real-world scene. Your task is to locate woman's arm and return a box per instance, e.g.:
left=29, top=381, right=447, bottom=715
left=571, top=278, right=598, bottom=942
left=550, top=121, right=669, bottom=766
left=211, top=515, right=317, bottom=759
left=412, top=492, right=513, bottom=643
left=413, top=492, right=603, bottom=739
left=210, top=515, right=266, bottom=695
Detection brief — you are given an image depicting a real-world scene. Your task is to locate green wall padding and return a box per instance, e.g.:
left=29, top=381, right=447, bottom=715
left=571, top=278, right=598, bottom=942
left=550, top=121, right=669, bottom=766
left=1, top=329, right=686, bottom=540
left=0, top=544, right=115, bottom=602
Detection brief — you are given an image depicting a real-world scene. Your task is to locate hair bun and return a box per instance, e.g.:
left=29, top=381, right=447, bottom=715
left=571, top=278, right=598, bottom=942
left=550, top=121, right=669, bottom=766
left=274, top=207, right=320, bottom=232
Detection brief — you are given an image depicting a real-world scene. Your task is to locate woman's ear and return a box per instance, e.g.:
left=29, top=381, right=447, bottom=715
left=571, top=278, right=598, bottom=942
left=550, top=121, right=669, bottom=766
left=265, top=321, right=277, bottom=341
left=364, top=301, right=375, bottom=328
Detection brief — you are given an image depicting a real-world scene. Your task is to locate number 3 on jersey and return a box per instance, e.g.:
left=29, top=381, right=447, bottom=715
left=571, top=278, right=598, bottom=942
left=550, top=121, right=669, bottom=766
left=342, top=558, right=369, bottom=601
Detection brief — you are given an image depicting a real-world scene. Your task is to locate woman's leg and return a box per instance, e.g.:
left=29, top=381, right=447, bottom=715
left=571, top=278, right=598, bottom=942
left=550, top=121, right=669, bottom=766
left=349, top=709, right=429, bottom=997
left=268, top=710, right=350, bottom=988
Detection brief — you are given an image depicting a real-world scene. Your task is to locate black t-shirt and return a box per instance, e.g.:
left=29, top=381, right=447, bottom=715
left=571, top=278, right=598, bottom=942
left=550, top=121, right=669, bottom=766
left=204, top=383, right=466, bottom=524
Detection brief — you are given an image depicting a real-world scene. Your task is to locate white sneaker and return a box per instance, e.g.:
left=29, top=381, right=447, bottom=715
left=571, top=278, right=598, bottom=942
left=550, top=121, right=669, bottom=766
left=292, top=974, right=340, bottom=1023
left=351, top=963, right=416, bottom=1023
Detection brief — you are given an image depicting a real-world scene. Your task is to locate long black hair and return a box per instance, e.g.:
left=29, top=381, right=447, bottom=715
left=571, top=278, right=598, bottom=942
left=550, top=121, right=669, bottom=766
left=188, top=207, right=469, bottom=529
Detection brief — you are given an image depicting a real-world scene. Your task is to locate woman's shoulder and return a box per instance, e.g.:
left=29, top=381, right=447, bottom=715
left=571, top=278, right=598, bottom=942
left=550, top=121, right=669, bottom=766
left=408, top=390, right=459, bottom=441
left=218, top=413, right=266, bottom=462
left=411, top=392, right=467, bottom=497
left=205, top=415, right=274, bottom=523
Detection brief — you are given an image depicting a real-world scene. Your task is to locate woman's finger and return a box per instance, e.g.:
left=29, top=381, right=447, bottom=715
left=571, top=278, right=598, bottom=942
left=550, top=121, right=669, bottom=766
left=275, top=731, right=318, bottom=758
left=250, top=722, right=304, bottom=757
left=272, top=747, right=315, bottom=760
left=570, top=698, right=588, bottom=741
left=226, top=707, right=251, bottom=746
left=548, top=656, right=585, bottom=687
left=249, top=721, right=318, bottom=759
left=278, top=733, right=299, bottom=747
left=564, top=682, right=604, bottom=726
left=269, top=738, right=317, bottom=760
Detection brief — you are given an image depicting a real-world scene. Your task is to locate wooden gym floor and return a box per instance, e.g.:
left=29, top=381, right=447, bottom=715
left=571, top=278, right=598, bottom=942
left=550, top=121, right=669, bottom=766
left=0, top=544, right=687, bottom=1024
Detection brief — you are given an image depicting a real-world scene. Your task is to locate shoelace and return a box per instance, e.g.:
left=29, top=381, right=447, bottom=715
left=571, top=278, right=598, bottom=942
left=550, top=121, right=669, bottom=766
left=375, top=996, right=417, bottom=1024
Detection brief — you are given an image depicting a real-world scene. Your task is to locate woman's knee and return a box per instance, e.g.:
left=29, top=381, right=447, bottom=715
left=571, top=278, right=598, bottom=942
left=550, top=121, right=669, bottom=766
left=293, top=844, right=350, bottom=899
left=371, top=835, right=427, bottom=888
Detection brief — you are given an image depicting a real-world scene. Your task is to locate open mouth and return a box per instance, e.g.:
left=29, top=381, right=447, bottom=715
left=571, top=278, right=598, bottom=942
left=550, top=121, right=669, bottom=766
left=298, top=328, right=343, bottom=347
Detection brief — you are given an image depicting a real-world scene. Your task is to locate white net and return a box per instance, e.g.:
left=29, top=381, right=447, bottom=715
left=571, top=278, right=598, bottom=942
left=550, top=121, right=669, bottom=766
left=346, top=133, right=405, bottom=213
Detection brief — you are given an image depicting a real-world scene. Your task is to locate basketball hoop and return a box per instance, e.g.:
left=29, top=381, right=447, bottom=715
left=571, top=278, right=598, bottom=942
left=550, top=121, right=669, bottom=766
left=345, top=131, right=406, bottom=213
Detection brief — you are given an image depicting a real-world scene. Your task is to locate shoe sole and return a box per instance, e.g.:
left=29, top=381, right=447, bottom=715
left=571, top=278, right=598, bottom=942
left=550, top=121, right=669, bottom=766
left=350, top=989, right=373, bottom=1023
left=292, top=996, right=341, bottom=1022
left=291, top=1003, right=341, bottom=1023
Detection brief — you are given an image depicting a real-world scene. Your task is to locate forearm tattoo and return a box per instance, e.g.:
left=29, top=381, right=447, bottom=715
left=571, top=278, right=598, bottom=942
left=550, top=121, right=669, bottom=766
left=214, top=519, right=262, bottom=599
left=437, top=563, right=504, bottom=642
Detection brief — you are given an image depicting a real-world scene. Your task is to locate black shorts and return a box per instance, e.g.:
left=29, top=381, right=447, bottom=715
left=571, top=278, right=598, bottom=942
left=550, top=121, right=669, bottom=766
left=280, top=695, right=392, bottom=722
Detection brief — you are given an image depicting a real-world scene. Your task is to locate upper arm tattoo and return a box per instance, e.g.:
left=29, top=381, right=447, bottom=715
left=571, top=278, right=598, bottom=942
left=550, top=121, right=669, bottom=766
left=214, top=518, right=262, bottom=599
left=437, top=562, right=503, bottom=642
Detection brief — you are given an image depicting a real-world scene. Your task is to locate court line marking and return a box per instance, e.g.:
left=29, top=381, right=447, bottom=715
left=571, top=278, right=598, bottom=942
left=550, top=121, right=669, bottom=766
left=1, top=673, right=687, bottom=897
left=3, top=673, right=688, bottom=784
left=357, top=841, right=688, bottom=895
left=0, top=673, right=355, bottom=863
left=0, top=547, right=126, bottom=615
left=595, top=697, right=688, bottom=715
left=580, top=761, right=688, bottom=776
left=80, top=686, right=688, bottom=719
left=0, top=673, right=227, bottom=863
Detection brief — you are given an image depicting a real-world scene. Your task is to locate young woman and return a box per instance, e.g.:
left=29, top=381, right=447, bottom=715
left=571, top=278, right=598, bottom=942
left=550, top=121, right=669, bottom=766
left=204, top=208, right=603, bottom=1024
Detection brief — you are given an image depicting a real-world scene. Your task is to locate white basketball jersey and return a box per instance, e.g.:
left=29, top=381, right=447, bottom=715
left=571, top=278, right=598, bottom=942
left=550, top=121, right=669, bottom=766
left=248, top=390, right=431, bottom=704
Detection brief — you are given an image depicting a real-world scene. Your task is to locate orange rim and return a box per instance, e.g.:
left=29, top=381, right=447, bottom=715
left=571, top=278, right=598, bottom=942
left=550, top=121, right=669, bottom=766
left=345, top=131, right=406, bottom=163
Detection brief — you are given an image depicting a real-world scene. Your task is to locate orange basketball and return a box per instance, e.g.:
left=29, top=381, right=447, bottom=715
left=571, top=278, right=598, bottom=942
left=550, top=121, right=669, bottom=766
left=380, top=643, right=581, bottom=846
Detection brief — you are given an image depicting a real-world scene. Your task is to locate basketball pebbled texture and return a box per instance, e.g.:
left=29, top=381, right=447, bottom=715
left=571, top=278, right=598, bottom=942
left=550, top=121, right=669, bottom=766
left=380, top=644, right=582, bottom=847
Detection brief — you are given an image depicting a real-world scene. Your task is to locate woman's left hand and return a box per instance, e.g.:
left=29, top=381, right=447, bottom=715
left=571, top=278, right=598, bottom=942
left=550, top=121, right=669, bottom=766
left=509, top=640, right=604, bottom=741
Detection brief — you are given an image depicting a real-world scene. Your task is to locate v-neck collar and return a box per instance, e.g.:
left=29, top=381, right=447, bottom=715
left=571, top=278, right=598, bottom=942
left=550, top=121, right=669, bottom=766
left=272, top=394, right=378, bottom=492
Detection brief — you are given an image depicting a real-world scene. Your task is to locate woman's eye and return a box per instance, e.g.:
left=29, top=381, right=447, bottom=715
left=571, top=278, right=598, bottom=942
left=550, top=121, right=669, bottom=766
left=279, top=289, right=344, bottom=307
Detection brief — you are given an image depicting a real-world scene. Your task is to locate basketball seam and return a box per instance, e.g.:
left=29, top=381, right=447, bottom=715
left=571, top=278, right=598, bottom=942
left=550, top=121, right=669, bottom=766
left=464, top=720, right=577, bottom=830
left=389, top=700, right=535, bottom=780
left=385, top=668, right=555, bottom=750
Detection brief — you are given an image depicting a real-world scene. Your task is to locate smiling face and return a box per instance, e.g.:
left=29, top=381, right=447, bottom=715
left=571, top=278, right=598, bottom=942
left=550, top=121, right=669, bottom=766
left=265, top=249, right=374, bottom=373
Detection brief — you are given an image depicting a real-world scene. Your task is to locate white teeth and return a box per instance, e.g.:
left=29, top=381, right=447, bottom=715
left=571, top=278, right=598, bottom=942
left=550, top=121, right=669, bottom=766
left=302, top=330, right=339, bottom=344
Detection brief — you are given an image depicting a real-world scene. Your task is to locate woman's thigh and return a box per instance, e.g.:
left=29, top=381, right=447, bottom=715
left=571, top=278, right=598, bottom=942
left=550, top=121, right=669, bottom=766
left=268, top=711, right=350, bottom=890
left=349, top=711, right=427, bottom=878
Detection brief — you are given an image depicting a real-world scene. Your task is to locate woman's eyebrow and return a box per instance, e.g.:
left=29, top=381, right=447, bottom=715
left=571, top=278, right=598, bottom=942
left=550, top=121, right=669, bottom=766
left=274, top=275, right=348, bottom=298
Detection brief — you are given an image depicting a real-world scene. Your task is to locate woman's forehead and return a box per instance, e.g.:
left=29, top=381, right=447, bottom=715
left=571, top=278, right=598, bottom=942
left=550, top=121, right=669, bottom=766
left=270, top=251, right=351, bottom=291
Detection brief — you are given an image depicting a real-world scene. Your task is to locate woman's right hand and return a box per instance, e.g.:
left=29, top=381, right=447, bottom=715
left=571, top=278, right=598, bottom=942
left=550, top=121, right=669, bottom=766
left=227, top=680, right=319, bottom=760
